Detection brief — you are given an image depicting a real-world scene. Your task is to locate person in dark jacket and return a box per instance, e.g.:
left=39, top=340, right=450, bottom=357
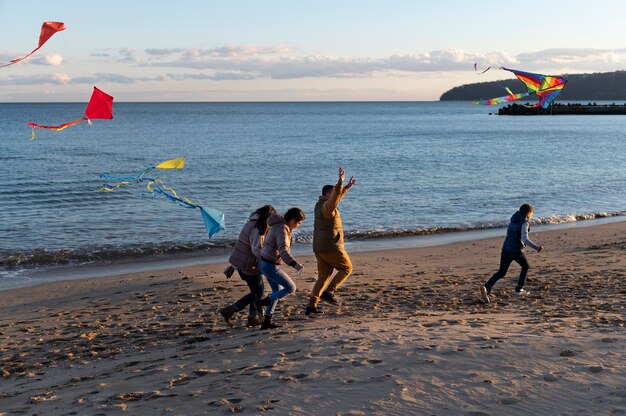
left=219, top=205, right=276, bottom=327
left=480, top=204, right=544, bottom=303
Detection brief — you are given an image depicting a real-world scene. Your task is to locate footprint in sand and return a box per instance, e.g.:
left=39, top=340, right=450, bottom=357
left=500, top=397, right=520, bottom=405
left=544, top=372, right=559, bottom=382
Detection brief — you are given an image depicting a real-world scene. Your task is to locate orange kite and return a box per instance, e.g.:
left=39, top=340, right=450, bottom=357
left=1, top=21, right=66, bottom=68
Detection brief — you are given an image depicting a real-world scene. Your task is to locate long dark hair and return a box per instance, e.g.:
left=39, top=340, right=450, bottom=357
left=253, top=205, right=276, bottom=235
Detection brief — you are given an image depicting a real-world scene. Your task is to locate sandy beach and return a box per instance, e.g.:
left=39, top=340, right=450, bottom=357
left=0, top=221, right=624, bottom=415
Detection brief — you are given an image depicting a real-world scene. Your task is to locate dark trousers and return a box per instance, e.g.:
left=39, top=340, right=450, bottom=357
left=234, top=271, right=265, bottom=316
left=485, top=249, right=529, bottom=292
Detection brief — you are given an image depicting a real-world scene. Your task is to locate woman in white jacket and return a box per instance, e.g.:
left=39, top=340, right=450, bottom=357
left=257, top=208, right=305, bottom=329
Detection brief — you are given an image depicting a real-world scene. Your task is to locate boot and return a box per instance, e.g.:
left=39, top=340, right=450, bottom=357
left=260, top=315, right=281, bottom=330
left=320, top=290, right=340, bottom=305
left=219, top=305, right=237, bottom=327
left=223, top=265, right=235, bottom=278
left=247, top=315, right=262, bottom=327
left=305, top=303, right=323, bottom=315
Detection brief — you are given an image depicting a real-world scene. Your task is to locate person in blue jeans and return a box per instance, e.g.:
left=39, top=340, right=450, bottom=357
left=219, top=205, right=276, bottom=327
left=481, top=204, right=544, bottom=303
left=258, top=208, right=305, bottom=329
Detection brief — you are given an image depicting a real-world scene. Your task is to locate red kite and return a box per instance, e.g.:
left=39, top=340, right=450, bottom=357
left=1, top=21, right=66, bottom=68
left=27, top=86, right=114, bottom=139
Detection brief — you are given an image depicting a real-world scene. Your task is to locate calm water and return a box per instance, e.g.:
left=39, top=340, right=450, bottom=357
left=1, top=101, right=625, bottom=275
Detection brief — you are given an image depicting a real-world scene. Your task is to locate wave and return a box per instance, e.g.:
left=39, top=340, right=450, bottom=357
left=2, top=210, right=624, bottom=271
left=0, top=241, right=233, bottom=271
left=297, top=210, right=626, bottom=242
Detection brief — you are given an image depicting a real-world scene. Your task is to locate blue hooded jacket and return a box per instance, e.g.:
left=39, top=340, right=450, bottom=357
left=502, top=211, right=528, bottom=253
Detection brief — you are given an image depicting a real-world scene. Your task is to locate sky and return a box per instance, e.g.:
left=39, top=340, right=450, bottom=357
left=1, top=0, right=626, bottom=102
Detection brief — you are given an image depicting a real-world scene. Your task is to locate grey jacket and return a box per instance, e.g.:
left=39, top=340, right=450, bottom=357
left=228, top=214, right=264, bottom=275
left=260, top=214, right=298, bottom=267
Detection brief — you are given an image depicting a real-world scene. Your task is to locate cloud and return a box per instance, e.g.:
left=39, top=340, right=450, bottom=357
left=145, top=47, right=186, bottom=56
left=24, top=54, right=64, bottom=66
left=117, top=48, right=142, bottom=64
left=138, top=48, right=538, bottom=79
left=141, top=45, right=626, bottom=78
left=3, top=46, right=626, bottom=89
left=157, top=72, right=256, bottom=81
left=45, top=54, right=64, bottom=66
left=90, top=48, right=142, bottom=63
left=54, top=73, right=71, bottom=84
left=0, top=73, right=70, bottom=85
left=0, top=71, right=256, bottom=86
left=515, top=48, right=626, bottom=71
left=146, top=45, right=292, bottom=59
left=70, top=73, right=145, bottom=84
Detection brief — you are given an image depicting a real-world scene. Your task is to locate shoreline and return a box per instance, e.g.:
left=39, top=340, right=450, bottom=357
left=0, top=213, right=623, bottom=414
left=3, top=215, right=626, bottom=291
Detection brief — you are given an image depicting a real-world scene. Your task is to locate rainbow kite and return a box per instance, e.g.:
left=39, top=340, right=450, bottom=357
left=1, top=21, right=66, bottom=68
left=472, top=65, right=567, bottom=109
left=27, top=86, right=113, bottom=139
left=99, top=158, right=225, bottom=238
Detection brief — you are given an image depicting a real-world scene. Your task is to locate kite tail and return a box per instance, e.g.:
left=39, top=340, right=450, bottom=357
left=474, top=63, right=502, bottom=75
left=0, top=47, right=40, bottom=68
left=147, top=180, right=197, bottom=206
left=97, top=173, right=156, bottom=192
left=97, top=181, right=136, bottom=192
left=471, top=92, right=530, bottom=106
left=147, top=180, right=225, bottom=238
left=27, top=117, right=88, bottom=140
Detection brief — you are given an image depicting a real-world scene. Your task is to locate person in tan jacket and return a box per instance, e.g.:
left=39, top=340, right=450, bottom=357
left=306, top=167, right=356, bottom=315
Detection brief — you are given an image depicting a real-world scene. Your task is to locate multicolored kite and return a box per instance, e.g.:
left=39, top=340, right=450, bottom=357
left=27, top=86, right=113, bottom=139
left=99, top=158, right=225, bottom=238
left=472, top=65, right=567, bottom=109
left=1, top=21, right=66, bottom=68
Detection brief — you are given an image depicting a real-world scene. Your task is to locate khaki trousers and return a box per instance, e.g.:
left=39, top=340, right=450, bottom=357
left=309, top=250, right=353, bottom=307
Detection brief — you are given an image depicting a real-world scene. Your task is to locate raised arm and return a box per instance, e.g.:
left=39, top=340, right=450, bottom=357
left=321, top=167, right=356, bottom=218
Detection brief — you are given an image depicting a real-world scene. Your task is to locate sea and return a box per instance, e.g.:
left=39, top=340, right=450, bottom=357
left=1, top=101, right=625, bottom=289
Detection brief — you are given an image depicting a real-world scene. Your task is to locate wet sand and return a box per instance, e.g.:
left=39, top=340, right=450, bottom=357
left=0, top=221, right=624, bottom=415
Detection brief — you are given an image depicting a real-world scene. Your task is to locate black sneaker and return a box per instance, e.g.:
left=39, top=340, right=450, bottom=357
left=305, top=305, right=323, bottom=315
left=320, top=291, right=340, bottom=305
left=260, top=316, right=281, bottom=330
left=260, top=296, right=272, bottom=306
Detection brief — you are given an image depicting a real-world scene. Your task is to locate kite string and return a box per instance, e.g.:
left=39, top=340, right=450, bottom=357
left=177, top=174, right=203, bottom=206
